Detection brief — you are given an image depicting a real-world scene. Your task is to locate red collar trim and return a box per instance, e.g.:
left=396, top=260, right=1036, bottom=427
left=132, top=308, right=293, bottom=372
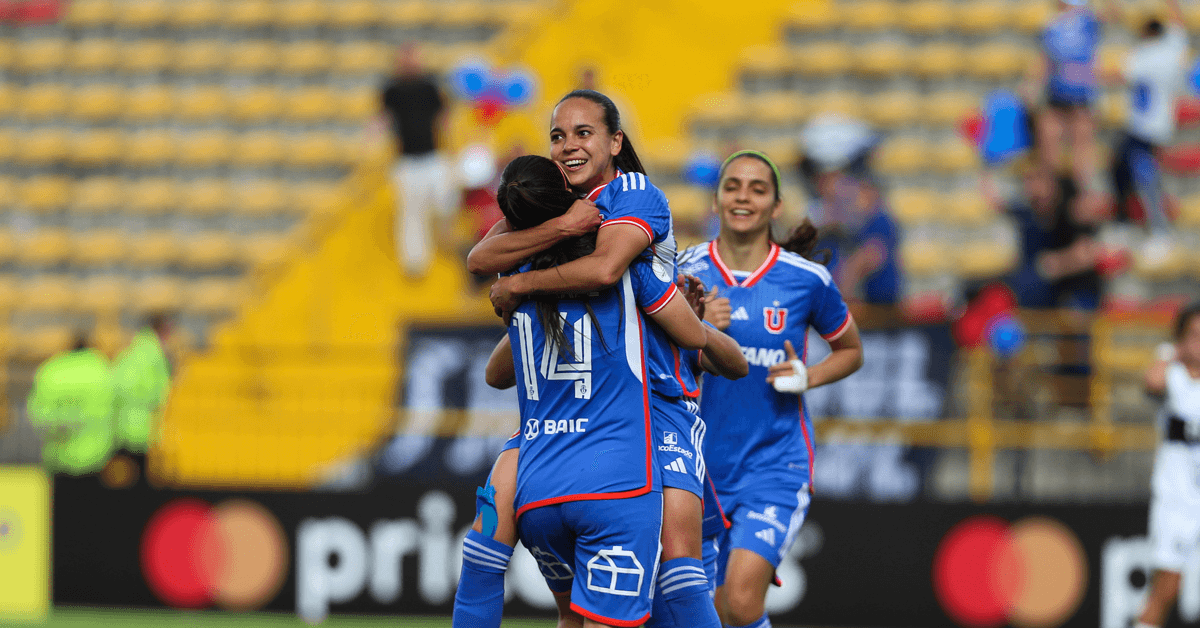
left=707, top=241, right=779, bottom=288
left=585, top=169, right=622, bottom=202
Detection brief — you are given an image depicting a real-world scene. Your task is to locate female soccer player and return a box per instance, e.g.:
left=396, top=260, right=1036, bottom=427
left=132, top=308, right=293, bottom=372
left=1134, top=302, right=1200, bottom=628
left=456, top=91, right=727, bottom=628
left=676, top=150, right=865, bottom=628
left=461, top=155, right=746, bottom=628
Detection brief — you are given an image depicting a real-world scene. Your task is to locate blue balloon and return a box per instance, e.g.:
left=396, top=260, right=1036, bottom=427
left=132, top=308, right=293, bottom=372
left=450, top=63, right=490, bottom=100
left=500, top=71, right=535, bottom=106
left=683, top=153, right=722, bottom=188
left=987, top=314, right=1026, bottom=359
left=981, top=90, right=1031, bottom=166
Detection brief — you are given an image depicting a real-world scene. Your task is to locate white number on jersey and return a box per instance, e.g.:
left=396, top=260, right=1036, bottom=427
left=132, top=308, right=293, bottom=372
left=513, top=311, right=594, bottom=400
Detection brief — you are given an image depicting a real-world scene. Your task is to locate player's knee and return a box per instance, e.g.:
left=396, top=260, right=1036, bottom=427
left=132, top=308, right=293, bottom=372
left=660, top=488, right=703, bottom=560
left=724, top=583, right=765, bottom=625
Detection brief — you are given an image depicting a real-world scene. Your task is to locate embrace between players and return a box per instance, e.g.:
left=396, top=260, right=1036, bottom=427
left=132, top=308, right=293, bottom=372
left=451, top=89, right=865, bottom=628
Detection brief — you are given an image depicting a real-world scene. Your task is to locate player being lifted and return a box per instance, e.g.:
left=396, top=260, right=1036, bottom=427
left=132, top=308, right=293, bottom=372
left=677, top=151, right=864, bottom=628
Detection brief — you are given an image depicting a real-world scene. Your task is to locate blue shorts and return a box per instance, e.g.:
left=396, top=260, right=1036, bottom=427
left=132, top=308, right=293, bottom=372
left=715, top=482, right=811, bottom=586
left=652, top=395, right=705, bottom=498
left=517, top=492, right=663, bottom=626
left=702, top=535, right=720, bottom=593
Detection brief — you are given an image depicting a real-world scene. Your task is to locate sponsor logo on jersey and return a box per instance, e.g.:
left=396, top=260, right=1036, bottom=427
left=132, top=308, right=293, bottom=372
left=755, top=528, right=777, bottom=547
left=586, top=546, right=644, bottom=597
left=525, top=418, right=588, bottom=440
left=664, top=457, right=688, bottom=473
left=747, top=505, right=788, bottom=533
left=764, top=306, right=788, bottom=334
left=731, top=306, right=749, bottom=321
left=524, top=419, right=540, bottom=440
left=530, top=546, right=575, bottom=581
left=658, top=445, right=694, bottom=460
left=678, top=260, right=709, bottom=275
left=663, top=432, right=678, bottom=445
left=741, top=347, right=787, bottom=368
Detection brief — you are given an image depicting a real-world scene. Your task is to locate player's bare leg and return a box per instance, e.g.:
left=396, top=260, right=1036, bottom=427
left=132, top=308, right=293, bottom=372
left=469, top=447, right=518, bottom=545
left=453, top=448, right=518, bottom=628
left=661, top=487, right=703, bottom=560
left=555, top=592, right=584, bottom=628
left=1137, top=570, right=1182, bottom=628
left=715, top=548, right=774, bottom=627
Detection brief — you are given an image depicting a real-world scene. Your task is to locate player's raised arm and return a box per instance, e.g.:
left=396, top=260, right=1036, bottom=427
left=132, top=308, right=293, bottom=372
left=484, top=335, right=516, bottom=390
left=466, top=199, right=601, bottom=275
left=647, top=286, right=748, bottom=380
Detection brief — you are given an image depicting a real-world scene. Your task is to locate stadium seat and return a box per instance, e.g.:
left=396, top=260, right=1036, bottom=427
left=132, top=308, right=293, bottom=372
left=123, top=85, right=174, bottom=121
left=382, top=1, right=436, bottom=29
left=230, top=130, right=287, bottom=167
left=964, top=42, right=1029, bottom=81
left=15, top=128, right=70, bottom=165
left=18, top=176, right=71, bottom=214
left=173, top=85, right=229, bottom=121
left=1177, top=194, right=1200, bottom=228
left=125, top=231, right=182, bottom=267
left=956, top=241, right=1017, bottom=278
left=76, top=275, right=128, bottom=313
left=0, top=84, right=14, bottom=117
left=930, top=137, right=982, bottom=174
left=843, top=0, right=897, bottom=31
left=119, top=40, right=173, bottom=74
left=280, top=40, right=335, bottom=75
left=15, top=38, right=68, bottom=74
left=900, top=238, right=950, bottom=276
left=690, top=94, right=749, bottom=131
left=233, top=179, right=289, bottom=215
left=287, top=132, right=351, bottom=168
left=957, top=1, right=1013, bottom=35
left=229, top=86, right=283, bottom=122
left=170, top=0, right=223, bottom=28
left=288, top=181, right=343, bottom=217
left=740, top=45, right=795, bottom=79
left=853, top=41, right=911, bottom=79
left=62, top=0, right=115, bottom=28
left=70, top=177, right=125, bottom=215
left=793, top=41, right=852, bottom=78
left=785, top=1, right=843, bottom=33
left=283, top=87, right=339, bottom=123
left=177, top=131, right=235, bottom=168
left=333, top=87, right=380, bottom=123
left=901, top=0, right=954, bottom=34
left=124, top=130, right=176, bottom=168
left=69, top=39, right=120, bottom=73
left=912, top=42, right=965, bottom=80
left=661, top=185, right=712, bottom=224
left=70, top=129, right=126, bottom=167
left=174, top=39, right=228, bottom=74
left=130, top=276, right=186, bottom=311
left=223, top=0, right=276, bottom=28
left=639, top=138, right=693, bottom=175
left=17, top=83, right=69, bottom=121
left=333, top=41, right=391, bottom=76
left=864, top=90, right=921, bottom=129
left=0, top=37, right=12, bottom=70
left=924, top=90, right=979, bottom=126
left=18, top=275, right=76, bottom=313
left=751, top=92, right=807, bottom=127
left=226, top=40, right=281, bottom=74
left=809, top=91, right=862, bottom=119
left=942, top=189, right=993, bottom=227
left=16, top=229, right=72, bottom=265
left=1099, top=90, right=1127, bottom=128
left=119, top=0, right=169, bottom=28
left=0, top=177, right=14, bottom=207
left=873, top=136, right=930, bottom=176
left=125, top=178, right=177, bottom=216
left=70, top=84, right=125, bottom=122
left=1097, top=45, right=1129, bottom=81
left=188, top=278, right=247, bottom=315
left=890, top=187, right=938, bottom=225
left=1012, top=0, right=1053, bottom=34
left=0, top=273, right=17, bottom=309
left=180, top=233, right=240, bottom=269
left=71, top=230, right=129, bottom=267
left=276, top=0, right=329, bottom=29
left=1132, top=243, right=1188, bottom=280
left=755, top=138, right=802, bottom=167
left=242, top=233, right=298, bottom=270
left=14, top=327, right=74, bottom=361
left=179, top=178, right=232, bottom=217
left=423, top=43, right=485, bottom=73
left=328, top=0, right=380, bottom=28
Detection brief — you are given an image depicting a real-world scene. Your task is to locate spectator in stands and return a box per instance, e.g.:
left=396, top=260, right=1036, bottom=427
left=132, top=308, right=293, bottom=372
left=381, top=44, right=455, bottom=278
left=1026, top=0, right=1118, bottom=190
left=1109, top=0, right=1188, bottom=241
left=811, top=172, right=901, bottom=306
left=1005, top=165, right=1103, bottom=310
left=112, top=314, right=173, bottom=474
left=26, top=333, right=115, bottom=476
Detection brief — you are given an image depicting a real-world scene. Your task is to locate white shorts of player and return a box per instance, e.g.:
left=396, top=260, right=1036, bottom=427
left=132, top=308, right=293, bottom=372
left=1150, top=443, right=1200, bottom=571
left=391, top=153, right=458, bottom=277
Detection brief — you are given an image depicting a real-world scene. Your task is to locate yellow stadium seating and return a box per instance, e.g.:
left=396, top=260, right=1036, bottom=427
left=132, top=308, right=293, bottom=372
left=69, top=39, right=120, bottom=73
left=956, top=241, right=1017, bottom=278
left=71, top=177, right=126, bottom=214
left=1099, top=90, right=1127, bottom=128
left=751, top=92, right=807, bottom=126
left=334, top=88, right=381, bottom=123
left=924, top=90, right=979, bottom=126
left=280, top=41, right=335, bottom=75
left=793, top=41, right=852, bottom=78
left=843, top=0, right=897, bottom=31
left=18, top=176, right=72, bottom=214
left=174, top=39, right=228, bottom=74
left=70, top=84, right=125, bottom=122
left=0, top=88, right=14, bottom=119
left=189, top=278, right=247, bottom=315
left=740, top=45, right=795, bottom=78
left=639, top=138, right=693, bottom=175
left=125, top=232, right=182, bottom=267
left=16, top=229, right=72, bottom=266
left=177, top=131, right=235, bottom=168
left=1097, top=44, right=1129, bottom=80
left=18, top=83, right=70, bottom=121
left=233, top=179, right=290, bottom=215
left=382, top=1, right=437, bottom=28
left=180, top=233, right=240, bottom=270
left=77, top=275, right=129, bottom=314
left=853, top=41, right=911, bottom=79
left=19, top=276, right=77, bottom=313
left=942, top=188, right=993, bottom=227
left=809, top=91, right=862, bottom=119
left=14, top=327, right=74, bottom=361
left=873, top=136, right=930, bottom=176
left=333, top=41, right=391, bottom=75
left=0, top=37, right=12, bottom=70
left=70, top=129, right=126, bottom=167
left=120, top=0, right=169, bottom=28
left=16, top=38, right=68, bottom=74
left=63, top=0, right=116, bottom=28
left=288, top=133, right=352, bottom=168
left=230, top=131, right=288, bottom=167
left=930, top=137, right=982, bottom=174
left=124, top=130, right=177, bottom=168
left=224, top=0, right=276, bottom=28
left=957, top=1, right=1013, bottom=35
left=170, top=0, right=223, bottom=28
left=329, top=0, right=381, bottom=28
left=241, top=233, right=298, bottom=270
left=0, top=273, right=18, bottom=308
left=1013, top=0, right=1054, bottom=34
left=284, top=87, right=340, bottom=123
left=179, top=178, right=232, bottom=217
left=130, top=276, right=186, bottom=311
left=890, top=187, right=938, bottom=225
left=1177, top=194, right=1200, bottom=228
left=126, top=178, right=177, bottom=216
left=864, top=90, right=921, bottom=129
left=901, top=0, right=954, bottom=34
left=288, top=181, right=343, bottom=217
left=174, top=85, right=229, bottom=121
left=965, top=42, right=1029, bottom=81
left=226, top=40, right=282, bottom=74
left=71, top=230, right=129, bottom=267
left=912, top=42, right=965, bottom=80
left=120, top=40, right=173, bottom=73
left=123, top=85, right=174, bottom=121
left=1132, top=243, right=1188, bottom=281
left=661, top=185, right=712, bottom=224
left=690, top=93, right=749, bottom=129
left=900, top=239, right=949, bottom=276
left=229, top=86, right=283, bottom=122
left=435, top=1, right=498, bottom=28
left=0, top=177, right=14, bottom=206
left=785, top=1, right=843, bottom=32
left=15, top=129, right=70, bottom=165
left=276, top=0, right=329, bottom=29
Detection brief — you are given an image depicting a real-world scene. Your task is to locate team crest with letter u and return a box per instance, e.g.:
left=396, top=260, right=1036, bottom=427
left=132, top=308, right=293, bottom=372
left=763, top=306, right=788, bottom=334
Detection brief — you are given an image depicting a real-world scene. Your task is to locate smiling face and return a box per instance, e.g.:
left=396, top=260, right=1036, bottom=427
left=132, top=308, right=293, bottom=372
left=715, top=155, right=781, bottom=241
left=549, top=97, right=622, bottom=193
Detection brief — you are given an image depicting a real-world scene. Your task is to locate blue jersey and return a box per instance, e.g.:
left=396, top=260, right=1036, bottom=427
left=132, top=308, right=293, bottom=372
left=678, top=241, right=851, bottom=492
left=509, top=266, right=674, bottom=518
left=1043, top=8, right=1101, bottom=104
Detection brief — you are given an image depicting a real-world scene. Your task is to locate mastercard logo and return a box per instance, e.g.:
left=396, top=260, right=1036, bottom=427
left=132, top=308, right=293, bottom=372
left=140, top=498, right=288, bottom=610
left=933, top=515, right=1087, bottom=628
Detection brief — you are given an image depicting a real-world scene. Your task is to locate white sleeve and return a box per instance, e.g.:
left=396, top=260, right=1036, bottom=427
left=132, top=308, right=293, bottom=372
left=1167, top=26, right=1189, bottom=58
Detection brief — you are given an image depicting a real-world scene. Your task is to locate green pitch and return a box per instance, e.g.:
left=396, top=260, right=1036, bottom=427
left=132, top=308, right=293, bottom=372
left=28, top=608, right=555, bottom=627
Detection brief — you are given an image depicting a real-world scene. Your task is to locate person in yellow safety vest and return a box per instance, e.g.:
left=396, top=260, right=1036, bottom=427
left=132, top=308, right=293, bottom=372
left=26, top=334, right=116, bottom=476
left=112, top=314, right=172, bottom=455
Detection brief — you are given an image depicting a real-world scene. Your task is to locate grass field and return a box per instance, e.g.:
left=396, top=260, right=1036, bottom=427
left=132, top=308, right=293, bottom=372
left=18, top=608, right=557, bottom=627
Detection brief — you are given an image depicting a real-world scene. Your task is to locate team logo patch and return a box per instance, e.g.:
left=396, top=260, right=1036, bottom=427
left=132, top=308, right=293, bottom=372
left=663, top=432, right=678, bottom=445
left=731, top=306, right=749, bottom=321
left=524, top=418, right=540, bottom=440
left=530, top=546, right=574, bottom=581
left=763, top=305, right=787, bottom=334
left=586, top=546, right=644, bottom=597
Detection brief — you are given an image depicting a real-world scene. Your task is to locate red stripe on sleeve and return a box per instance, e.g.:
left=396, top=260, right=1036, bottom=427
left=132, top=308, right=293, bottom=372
left=821, top=313, right=853, bottom=341
left=643, top=285, right=677, bottom=315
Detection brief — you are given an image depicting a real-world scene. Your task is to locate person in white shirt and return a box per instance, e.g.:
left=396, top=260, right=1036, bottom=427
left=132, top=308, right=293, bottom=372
left=1137, top=301, right=1200, bottom=628
left=1111, top=0, right=1189, bottom=236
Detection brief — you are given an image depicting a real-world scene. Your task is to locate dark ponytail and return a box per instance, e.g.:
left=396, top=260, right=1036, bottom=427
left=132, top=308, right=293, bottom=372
left=1174, top=301, right=1200, bottom=341
left=496, top=154, right=607, bottom=359
left=557, top=89, right=645, bottom=175
left=718, top=150, right=828, bottom=264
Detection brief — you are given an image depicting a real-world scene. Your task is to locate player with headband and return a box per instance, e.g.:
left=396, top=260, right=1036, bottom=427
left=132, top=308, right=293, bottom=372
left=676, top=150, right=865, bottom=628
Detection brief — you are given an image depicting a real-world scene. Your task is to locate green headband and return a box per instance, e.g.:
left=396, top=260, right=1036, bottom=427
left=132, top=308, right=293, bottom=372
left=719, top=150, right=782, bottom=192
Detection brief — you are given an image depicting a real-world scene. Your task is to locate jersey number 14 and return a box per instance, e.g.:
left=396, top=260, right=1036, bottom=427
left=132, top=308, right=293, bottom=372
left=513, top=311, right=593, bottom=401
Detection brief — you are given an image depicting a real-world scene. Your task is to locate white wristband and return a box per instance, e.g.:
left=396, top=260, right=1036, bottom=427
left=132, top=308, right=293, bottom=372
left=772, top=359, right=808, bottom=394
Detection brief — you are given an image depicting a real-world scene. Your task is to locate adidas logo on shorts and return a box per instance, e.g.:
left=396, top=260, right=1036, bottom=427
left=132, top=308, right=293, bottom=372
left=731, top=307, right=750, bottom=321
left=664, top=457, right=688, bottom=473
left=755, top=528, right=776, bottom=547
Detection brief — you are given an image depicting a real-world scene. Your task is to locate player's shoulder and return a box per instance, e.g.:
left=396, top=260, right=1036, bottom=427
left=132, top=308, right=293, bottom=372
left=601, top=172, right=668, bottom=204
left=676, top=242, right=713, bottom=275
left=774, top=249, right=833, bottom=287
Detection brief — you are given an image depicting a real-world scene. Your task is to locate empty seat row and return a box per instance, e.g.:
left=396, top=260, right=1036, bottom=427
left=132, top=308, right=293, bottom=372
left=2, top=175, right=343, bottom=215
left=0, top=37, right=481, bottom=75
left=0, top=273, right=250, bottom=314
left=0, top=227, right=300, bottom=270
left=0, top=128, right=363, bottom=169
left=743, top=40, right=1033, bottom=81
left=693, top=89, right=984, bottom=130
left=0, top=82, right=379, bottom=124
left=786, top=0, right=1054, bottom=36
left=890, top=187, right=998, bottom=226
